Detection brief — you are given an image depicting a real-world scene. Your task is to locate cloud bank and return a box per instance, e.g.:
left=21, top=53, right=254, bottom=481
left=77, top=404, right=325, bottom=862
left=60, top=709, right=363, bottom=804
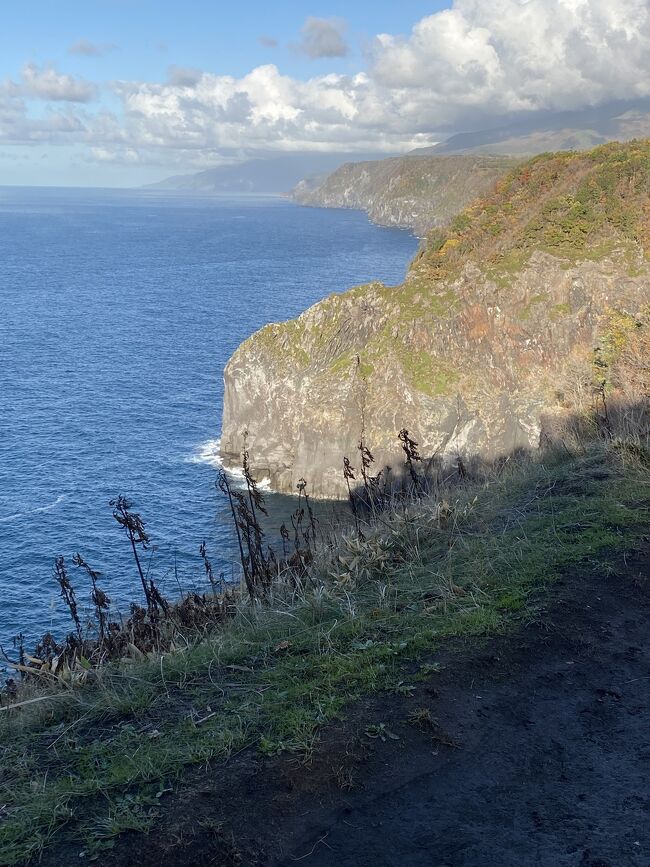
left=372, top=0, right=650, bottom=123
left=2, top=0, right=650, bottom=167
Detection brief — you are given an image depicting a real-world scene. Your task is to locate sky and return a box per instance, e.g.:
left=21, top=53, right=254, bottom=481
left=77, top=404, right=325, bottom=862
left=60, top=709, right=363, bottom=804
left=2, top=0, right=650, bottom=186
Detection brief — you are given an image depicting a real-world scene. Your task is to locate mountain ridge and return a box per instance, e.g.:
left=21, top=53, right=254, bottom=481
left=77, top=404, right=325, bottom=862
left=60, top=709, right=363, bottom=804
left=414, top=98, right=650, bottom=156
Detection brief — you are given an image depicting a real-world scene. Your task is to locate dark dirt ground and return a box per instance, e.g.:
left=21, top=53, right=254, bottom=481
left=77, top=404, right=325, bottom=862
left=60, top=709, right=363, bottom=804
left=40, top=545, right=650, bottom=867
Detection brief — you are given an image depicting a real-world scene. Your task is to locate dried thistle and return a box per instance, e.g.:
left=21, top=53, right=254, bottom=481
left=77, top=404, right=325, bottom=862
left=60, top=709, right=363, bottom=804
left=54, top=556, right=82, bottom=642
left=398, top=429, right=423, bottom=496
left=73, top=553, right=110, bottom=642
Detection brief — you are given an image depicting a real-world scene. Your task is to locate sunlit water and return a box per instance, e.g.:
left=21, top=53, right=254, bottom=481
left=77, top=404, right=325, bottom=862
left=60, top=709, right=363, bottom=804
left=0, top=187, right=417, bottom=652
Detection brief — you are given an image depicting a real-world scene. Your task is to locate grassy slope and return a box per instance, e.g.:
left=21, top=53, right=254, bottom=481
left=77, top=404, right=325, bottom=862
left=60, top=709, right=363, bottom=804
left=1, top=444, right=648, bottom=864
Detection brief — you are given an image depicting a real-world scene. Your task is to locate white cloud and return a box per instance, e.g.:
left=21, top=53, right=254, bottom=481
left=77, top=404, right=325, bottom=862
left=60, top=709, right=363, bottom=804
left=3, top=0, right=650, bottom=169
left=102, top=64, right=412, bottom=165
left=15, top=63, right=97, bottom=102
left=0, top=93, right=87, bottom=144
left=296, top=17, right=349, bottom=59
left=90, top=145, right=141, bottom=163
left=68, top=39, right=117, bottom=57
left=371, top=0, right=650, bottom=123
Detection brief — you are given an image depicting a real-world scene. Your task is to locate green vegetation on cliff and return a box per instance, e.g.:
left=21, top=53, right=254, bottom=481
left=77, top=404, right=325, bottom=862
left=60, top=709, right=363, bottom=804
left=292, top=154, right=521, bottom=235
left=416, top=140, right=650, bottom=282
left=221, top=141, right=650, bottom=504
left=284, top=141, right=650, bottom=397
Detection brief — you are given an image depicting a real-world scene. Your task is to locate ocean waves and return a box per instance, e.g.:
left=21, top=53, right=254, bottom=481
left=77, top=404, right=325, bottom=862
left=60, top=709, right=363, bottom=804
left=186, top=439, right=271, bottom=490
left=0, top=494, right=65, bottom=524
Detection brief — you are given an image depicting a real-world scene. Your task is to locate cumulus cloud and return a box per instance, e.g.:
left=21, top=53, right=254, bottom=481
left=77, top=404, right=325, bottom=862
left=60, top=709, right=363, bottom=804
left=296, top=17, right=349, bottom=59
left=17, top=63, right=97, bottom=102
left=103, top=64, right=408, bottom=164
left=0, top=64, right=93, bottom=144
left=99, top=0, right=650, bottom=166
left=68, top=39, right=117, bottom=57
left=3, top=0, right=650, bottom=168
left=0, top=92, right=87, bottom=144
left=258, top=36, right=279, bottom=48
left=371, top=0, right=650, bottom=124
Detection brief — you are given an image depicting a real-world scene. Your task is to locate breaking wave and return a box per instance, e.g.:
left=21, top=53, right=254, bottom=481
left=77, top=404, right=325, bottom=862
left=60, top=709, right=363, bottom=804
left=186, top=438, right=224, bottom=469
left=186, top=439, right=271, bottom=490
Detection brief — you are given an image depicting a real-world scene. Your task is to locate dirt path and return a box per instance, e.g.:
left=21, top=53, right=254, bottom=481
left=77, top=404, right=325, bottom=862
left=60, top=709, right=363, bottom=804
left=276, top=553, right=650, bottom=867
left=48, top=548, right=648, bottom=867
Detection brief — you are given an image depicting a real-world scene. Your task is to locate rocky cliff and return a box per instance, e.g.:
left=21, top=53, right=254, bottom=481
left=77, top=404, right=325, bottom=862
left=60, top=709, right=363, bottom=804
left=222, top=142, right=650, bottom=498
left=292, top=155, right=520, bottom=235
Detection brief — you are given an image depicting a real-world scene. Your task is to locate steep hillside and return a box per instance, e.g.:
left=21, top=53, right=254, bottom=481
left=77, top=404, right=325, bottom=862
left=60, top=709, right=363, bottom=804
left=222, top=141, right=650, bottom=498
left=292, top=154, right=519, bottom=234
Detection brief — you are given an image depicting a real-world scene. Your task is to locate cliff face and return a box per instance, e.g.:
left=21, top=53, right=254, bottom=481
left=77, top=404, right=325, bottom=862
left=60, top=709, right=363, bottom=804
left=292, top=155, right=520, bottom=235
left=222, top=142, right=650, bottom=499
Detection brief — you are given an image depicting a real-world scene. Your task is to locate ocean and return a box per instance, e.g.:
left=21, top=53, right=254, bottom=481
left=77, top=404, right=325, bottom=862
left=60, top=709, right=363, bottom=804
left=0, top=187, right=418, bottom=653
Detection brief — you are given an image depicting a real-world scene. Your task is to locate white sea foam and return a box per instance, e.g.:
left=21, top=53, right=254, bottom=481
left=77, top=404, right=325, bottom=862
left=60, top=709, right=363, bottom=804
left=186, top=440, right=271, bottom=490
left=186, top=438, right=224, bottom=469
left=0, top=494, right=65, bottom=524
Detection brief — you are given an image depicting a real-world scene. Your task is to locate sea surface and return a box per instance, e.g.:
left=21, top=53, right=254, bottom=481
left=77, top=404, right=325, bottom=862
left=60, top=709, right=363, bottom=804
left=0, top=187, right=418, bottom=653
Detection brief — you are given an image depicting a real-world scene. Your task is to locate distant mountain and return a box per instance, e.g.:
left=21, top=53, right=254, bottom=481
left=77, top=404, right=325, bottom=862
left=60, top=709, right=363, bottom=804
left=412, top=99, right=650, bottom=156
left=147, top=153, right=391, bottom=194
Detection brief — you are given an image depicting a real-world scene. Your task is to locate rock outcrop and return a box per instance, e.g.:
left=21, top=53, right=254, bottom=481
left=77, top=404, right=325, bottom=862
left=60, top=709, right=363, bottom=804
left=222, top=142, right=650, bottom=498
left=292, top=155, right=520, bottom=235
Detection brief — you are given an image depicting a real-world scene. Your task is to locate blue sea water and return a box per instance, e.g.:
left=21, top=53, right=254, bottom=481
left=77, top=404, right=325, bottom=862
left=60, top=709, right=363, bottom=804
left=0, top=187, right=418, bottom=652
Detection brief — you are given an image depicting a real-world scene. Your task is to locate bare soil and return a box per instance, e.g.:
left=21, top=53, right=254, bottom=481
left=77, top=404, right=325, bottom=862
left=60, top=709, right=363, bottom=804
left=40, top=545, right=650, bottom=867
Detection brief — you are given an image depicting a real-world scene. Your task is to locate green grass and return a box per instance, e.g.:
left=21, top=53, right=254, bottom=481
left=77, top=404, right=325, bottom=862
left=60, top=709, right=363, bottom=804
left=549, top=302, right=572, bottom=321
left=241, top=319, right=310, bottom=368
left=393, top=346, right=459, bottom=397
left=329, top=352, right=374, bottom=379
left=1, top=444, right=648, bottom=864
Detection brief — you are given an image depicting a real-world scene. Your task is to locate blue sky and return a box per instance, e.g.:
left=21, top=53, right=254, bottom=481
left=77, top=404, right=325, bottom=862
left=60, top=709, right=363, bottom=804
left=2, top=0, right=648, bottom=186
left=5, top=1, right=448, bottom=82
